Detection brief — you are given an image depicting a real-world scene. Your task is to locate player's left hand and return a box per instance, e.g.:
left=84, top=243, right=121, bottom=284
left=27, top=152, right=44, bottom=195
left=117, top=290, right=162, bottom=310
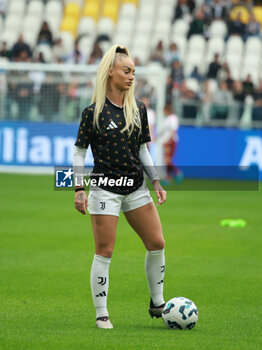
left=153, top=180, right=166, bottom=205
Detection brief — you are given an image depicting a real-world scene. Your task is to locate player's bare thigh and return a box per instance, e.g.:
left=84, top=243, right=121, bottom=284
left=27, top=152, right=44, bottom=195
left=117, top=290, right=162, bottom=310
left=90, top=214, right=118, bottom=258
left=124, top=202, right=165, bottom=251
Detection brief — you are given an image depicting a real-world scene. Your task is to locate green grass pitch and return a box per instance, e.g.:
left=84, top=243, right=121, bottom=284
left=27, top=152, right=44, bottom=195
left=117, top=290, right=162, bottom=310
left=0, top=174, right=261, bottom=350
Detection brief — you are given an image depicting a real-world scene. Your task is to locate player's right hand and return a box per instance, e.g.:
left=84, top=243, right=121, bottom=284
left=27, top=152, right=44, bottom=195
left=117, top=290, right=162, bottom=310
left=74, top=191, right=88, bottom=215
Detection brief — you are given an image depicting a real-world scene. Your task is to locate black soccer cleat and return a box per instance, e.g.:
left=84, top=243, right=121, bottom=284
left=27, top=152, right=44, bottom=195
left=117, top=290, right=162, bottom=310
left=148, top=298, right=166, bottom=319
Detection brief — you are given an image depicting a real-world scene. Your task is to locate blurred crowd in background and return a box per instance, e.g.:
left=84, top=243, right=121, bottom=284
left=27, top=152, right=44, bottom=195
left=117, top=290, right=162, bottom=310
left=0, top=0, right=262, bottom=125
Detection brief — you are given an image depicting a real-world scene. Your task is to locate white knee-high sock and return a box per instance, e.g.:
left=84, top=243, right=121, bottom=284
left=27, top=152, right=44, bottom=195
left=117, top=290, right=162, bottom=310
left=90, top=254, right=111, bottom=318
left=145, top=249, right=165, bottom=306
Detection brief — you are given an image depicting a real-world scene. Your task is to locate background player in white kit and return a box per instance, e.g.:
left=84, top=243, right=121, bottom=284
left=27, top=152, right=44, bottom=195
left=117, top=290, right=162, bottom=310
left=158, top=102, right=182, bottom=184
left=73, top=45, right=167, bottom=329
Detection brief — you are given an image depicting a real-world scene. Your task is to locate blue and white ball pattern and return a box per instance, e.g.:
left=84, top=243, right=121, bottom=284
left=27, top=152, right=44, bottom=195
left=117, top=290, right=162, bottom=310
left=162, top=297, right=199, bottom=330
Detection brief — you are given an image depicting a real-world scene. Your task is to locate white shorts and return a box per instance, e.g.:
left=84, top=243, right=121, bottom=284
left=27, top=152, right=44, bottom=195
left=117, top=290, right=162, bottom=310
left=88, top=182, right=153, bottom=216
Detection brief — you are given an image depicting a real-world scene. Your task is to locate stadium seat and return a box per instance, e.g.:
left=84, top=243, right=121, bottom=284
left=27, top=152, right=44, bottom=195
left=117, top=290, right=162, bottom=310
left=119, top=3, right=137, bottom=19
left=151, top=20, right=172, bottom=49
left=225, top=54, right=241, bottom=79
left=230, top=6, right=249, bottom=24
left=122, top=0, right=139, bottom=6
left=245, top=37, right=262, bottom=55
left=206, top=37, right=225, bottom=63
left=112, top=32, right=132, bottom=48
left=171, top=35, right=187, bottom=60
left=102, top=2, right=119, bottom=22
left=209, top=20, right=228, bottom=38
left=1, top=30, right=19, bottom=49
left=253, top=6, right=262, bottom=26
left=207, top=79, right=218, bottom=94
left=83, top=2, right=99, bottom=21
left=78, top=35, right=94, bottom=60
left=135, top=19, right=152, bottom=35
left=195, top=0, right=204, bottom=6
left=99, top=41, right=112, bottom=54
left=185, top=52, right=205, bottom=75
left=226, top=36, right=244, bottom=56
left=27, top=1, right=44, bottom=16
left=243, top=53, right=261, bottom=69
left=185, top=78, right=200, bottom=93
left=97, top=18, right=115, bottom=38
left=22, top=15, right=42, bottom=36
left=158, top=4, right=173, bottom=21
left=64, top=2, right=81, bottom=20
left=172, top=19, right=189, bottom=37
left=4, top=14, right=23, bottom=33
left=187, top=35, right=206, bottom=53
left=116, top=18, right=134, bottom=36
left=65, top=0, right=83, bottom=5
left=8, top=0, right=26, bottom=15
left=45, top=0, right=63, bottom=19
left=131, top=47, right=150, bottom=65
left=151, top=34, right=170, bottom=51
left=22, top=29, right=38, bottom=49
left=59, top=31, right=75, bottom=55
left=78, top=17, right=96, bottom=36
left=35, top=43, right=54, bottom=62
left=132, top=33, right=150, bottom=51
left=138, top=4, right=155, bottom=20
left=160, top=0, right=178, bottom=6
left=60, top=17, right=78, bottom=36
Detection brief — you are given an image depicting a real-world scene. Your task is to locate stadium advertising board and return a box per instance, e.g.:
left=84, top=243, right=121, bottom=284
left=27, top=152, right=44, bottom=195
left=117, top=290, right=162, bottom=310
left=0, top=121, right=261, bottom=180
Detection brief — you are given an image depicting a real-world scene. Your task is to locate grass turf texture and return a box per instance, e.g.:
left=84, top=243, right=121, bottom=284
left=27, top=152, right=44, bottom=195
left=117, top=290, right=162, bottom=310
left=0, top=174, right=261, bottom=350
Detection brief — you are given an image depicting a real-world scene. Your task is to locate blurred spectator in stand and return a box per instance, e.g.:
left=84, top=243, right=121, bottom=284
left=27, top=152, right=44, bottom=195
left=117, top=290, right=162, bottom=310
left=245, top=12, right=261, bottom=39
left=37, top=21, right=53, bottom=46
left=10, top=34, right=32, bottom=61
left=164, top=42, right=180, bottom=67
left=67, top=41, right=85, bottom=65
left=211, top=80, right=233, bottom=119
left=133, top=56, right=141, bottom=66
left=252, top=80, right=262, bottom=121
left=39, top=74, right=65, bottom=121
left=0, top=0, right=7, bottom=19
left=206, top=53, right=222, bottom=79
left=188, top=8, right=206, bottom=38
left=150, top=40, right=165, bottom=65
left=210, top=0, right=228, bottom=20
left=15, top=64, right=33, bottom=120
left=232, top=80, right=245, bottom=119
left=180, top=80, right=199, bottom=118
left=243, top=74, right=255, bottom=96
left=224, top=67, right=234, bottom=90
left=201, top=79, right=214, bottom=123
left=171, top=59, right=184, bottom=90
left=0, top=41, right=10, bottom=58
left=227, top=11, right=246, bottom=39
left=34, top=52, right=45, bottom=63
left=53, top=38, right=65, bottom=62
left=165, top=75, right=173, bottom=104
left=141, top=97, right=156, bottom=144
left=172, top=0, right=195, bottom=23
left=88, top=41, right=103, bottom=64
left=190, top=66, right=203, bottom=83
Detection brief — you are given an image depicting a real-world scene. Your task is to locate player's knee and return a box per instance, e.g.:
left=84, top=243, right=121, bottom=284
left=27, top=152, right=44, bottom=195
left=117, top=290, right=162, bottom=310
left=95, top=244, right=114, bottom=258
left=147, top=236, right=165, bottom=251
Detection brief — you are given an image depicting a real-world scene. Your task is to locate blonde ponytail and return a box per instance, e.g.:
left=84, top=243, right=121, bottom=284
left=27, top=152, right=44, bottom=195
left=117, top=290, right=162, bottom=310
left=91, top=44, right=140, bottom=135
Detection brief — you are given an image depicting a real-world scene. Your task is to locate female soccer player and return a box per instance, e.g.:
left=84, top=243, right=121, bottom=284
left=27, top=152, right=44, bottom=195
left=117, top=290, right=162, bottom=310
left=73, top=45, right=166, bottom=329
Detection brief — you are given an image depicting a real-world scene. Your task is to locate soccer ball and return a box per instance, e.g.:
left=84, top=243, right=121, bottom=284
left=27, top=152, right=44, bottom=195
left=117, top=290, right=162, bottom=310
left=162, top=297, right=198, bottom=330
